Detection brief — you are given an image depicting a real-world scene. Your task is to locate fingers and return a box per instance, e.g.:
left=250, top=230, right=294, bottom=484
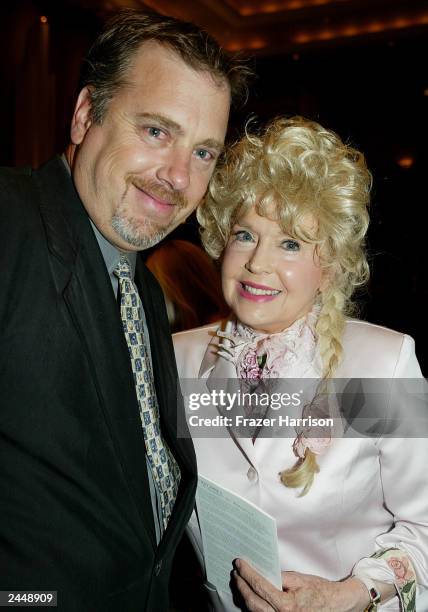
left=234, top=559, right=293, bottom=612
left=233, top=569, right=276, bottom=612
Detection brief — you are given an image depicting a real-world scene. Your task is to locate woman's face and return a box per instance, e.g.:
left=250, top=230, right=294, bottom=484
left=221, top=207, right=326, bottom=334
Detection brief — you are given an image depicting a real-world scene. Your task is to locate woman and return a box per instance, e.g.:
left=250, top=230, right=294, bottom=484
left=173, top=117, right=427, bottom=611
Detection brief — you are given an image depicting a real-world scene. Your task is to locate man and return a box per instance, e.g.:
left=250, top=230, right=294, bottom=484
left=0, top=10, right=248, bottom=611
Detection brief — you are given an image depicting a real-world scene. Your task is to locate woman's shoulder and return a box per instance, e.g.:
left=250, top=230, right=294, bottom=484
left=339, top=318, right=421, bottom=377
left=173, top=322, right=222, bottom=378
left=173, top=321, right=221, bottom=349
left=344, top=317, right=410, bottom=342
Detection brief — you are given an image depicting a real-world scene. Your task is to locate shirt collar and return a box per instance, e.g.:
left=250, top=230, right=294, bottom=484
left=90, top=219, right=137, bottom=280
left=60, top=154, right=137, bottom=280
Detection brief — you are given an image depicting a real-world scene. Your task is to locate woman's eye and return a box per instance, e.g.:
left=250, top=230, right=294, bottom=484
left=233, top=230, right=254, bottom=242
left=282, top=239, right=300, bottom=251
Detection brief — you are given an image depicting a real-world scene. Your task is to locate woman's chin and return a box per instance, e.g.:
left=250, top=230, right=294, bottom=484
left=236, top=316, right=282, bottom=334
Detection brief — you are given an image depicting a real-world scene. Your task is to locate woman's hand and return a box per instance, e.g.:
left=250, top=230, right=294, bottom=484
left=233, top=559, right=369, bottom=612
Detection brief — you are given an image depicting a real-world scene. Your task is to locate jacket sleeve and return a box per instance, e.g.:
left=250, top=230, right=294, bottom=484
left=393, top=334, right=423, bottom=377
left=353, top=334, right=428, bottom=608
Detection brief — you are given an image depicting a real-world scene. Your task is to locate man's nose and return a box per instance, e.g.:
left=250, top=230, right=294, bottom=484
left=156, top=147, right=191, bottom=191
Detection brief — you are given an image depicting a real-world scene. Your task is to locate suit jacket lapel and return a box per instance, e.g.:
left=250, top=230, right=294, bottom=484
left=35, top=157, right=157, bottom=549
left=198, top=324, right=258, bottom=467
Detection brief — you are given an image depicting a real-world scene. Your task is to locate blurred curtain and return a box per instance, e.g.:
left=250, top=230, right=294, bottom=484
left=15, top=17, right=56, bottom=167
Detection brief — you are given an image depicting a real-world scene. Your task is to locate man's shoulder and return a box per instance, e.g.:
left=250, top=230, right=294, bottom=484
left=0, top=164, right=41, bottom=236
left=0, top=164, right=32, bottom=180
left=0, top=157, right=77, bottom=256
left=0, top=156, right=69, bottom=197
left=0, top=164, right=33, bottom=200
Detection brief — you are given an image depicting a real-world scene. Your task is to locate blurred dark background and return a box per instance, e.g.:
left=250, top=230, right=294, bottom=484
left=1, top=0, right=427, bottom=374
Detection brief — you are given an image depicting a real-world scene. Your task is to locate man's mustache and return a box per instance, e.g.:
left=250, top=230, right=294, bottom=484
left=128, top=176, right=187, bottom=209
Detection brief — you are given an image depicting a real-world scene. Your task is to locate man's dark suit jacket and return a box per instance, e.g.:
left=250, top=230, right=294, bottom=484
left=0, top=157, right=197, bottom=611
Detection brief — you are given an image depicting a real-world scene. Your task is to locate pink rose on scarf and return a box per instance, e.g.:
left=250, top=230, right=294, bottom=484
left=238, top=348, right=261, bottom=379
left=387, top=556, right=415, bottom=587
left=293, top=433, right=331, bottom=459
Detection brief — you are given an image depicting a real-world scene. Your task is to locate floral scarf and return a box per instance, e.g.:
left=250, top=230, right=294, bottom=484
left=215, top=305, right=333, bottom=457
left=216, top=305, right=322, bottom=380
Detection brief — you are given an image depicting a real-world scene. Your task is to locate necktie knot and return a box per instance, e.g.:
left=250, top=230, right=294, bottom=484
left=114, top=256, right=132, bottom=280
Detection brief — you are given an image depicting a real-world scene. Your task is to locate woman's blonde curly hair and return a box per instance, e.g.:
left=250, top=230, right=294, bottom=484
left=197, top=116, right=372, bottom=495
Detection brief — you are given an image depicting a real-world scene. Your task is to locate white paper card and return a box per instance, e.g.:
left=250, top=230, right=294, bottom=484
left=196, top=475, right=282, bottom=597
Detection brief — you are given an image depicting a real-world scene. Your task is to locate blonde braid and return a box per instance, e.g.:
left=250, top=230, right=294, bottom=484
left=316, top=286, right=347, bottom=379
left=279, top=287, right=346, bottom=495
left=279, top=448, right=320, bottom=497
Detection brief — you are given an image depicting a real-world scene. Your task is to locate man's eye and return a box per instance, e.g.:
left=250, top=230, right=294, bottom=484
left=195, top=149, right=214, bottom=161
left=233, top=230, right=254, bottom=242
left=146, top=127, right=164, bottom=138
left=282, top=239, right=300, bottom=251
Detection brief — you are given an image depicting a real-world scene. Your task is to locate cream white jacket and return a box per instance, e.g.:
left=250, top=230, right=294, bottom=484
left=174, top=319, right=428, bottom=611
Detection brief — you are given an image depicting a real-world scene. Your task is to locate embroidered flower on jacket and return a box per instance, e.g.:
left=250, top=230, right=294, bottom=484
left=387, top=556, right=416, bottom=587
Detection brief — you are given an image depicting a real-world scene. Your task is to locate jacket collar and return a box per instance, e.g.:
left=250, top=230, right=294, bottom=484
left=34, top=157, right=159, bottom=547
left=198, top=320, right=230, bottom=378
left=34, top=156, right=196, bottom=549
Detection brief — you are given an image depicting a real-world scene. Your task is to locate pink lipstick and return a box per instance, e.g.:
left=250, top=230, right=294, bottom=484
left=238, top=281, right=281, bottom=303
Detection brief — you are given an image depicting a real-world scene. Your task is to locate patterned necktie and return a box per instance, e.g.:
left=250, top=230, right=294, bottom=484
left=114, top=256, right=180, bottom=529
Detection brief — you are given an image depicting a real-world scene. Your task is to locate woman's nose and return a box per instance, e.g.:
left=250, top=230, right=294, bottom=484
left=244, top=245, right=273, bottom=275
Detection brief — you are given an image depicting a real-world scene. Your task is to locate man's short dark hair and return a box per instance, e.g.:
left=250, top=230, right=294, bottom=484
left=79, top=9, right=251, bottom=123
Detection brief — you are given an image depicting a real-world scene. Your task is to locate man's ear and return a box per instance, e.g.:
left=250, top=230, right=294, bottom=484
left=70, top=87, right=93, bottom=145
